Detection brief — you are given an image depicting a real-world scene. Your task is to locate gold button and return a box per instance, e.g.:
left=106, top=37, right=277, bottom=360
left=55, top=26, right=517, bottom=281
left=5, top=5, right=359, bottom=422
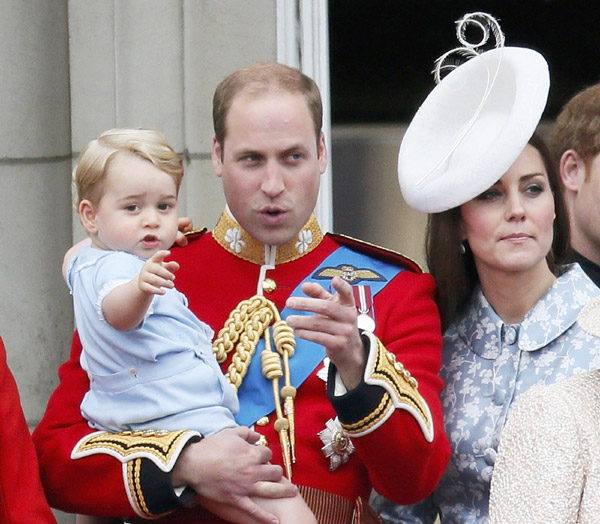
left=256, top=435, right=269, bottom=447
left=256, top=416, right=269, bottom=426
left=262, top=278, right=277, bottom=293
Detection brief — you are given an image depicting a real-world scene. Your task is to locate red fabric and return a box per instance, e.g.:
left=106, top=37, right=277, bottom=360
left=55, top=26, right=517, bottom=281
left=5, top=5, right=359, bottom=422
left=0, top=337, right=57, bottom=523
left=33, top=232, right=450, bottom=522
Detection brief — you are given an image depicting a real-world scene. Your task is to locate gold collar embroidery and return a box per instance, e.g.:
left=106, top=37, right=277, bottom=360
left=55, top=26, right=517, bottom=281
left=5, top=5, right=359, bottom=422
left=213, top=210, right=324, bottom=265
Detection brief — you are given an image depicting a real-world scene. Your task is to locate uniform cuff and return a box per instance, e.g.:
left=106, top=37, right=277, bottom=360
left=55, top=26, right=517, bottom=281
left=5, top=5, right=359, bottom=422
left=326, top=333, right=382, bottom=425
left=134, top=455, right=198, bottom=516
left=328, top=332, right=434, bottom=441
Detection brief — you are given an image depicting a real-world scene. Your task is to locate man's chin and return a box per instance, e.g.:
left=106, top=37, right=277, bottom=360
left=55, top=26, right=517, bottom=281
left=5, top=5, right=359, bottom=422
left=253, top=227, right=296, bottom=247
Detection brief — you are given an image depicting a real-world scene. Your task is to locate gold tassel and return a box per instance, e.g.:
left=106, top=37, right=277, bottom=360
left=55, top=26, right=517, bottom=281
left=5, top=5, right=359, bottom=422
left=261, top=329, right=292, bottom=480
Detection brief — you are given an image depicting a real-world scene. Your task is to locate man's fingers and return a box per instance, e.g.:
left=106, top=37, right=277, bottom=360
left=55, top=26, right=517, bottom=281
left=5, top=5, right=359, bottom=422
left=252, top=479, right=298, bottom=499
left=329, top=276, right=356, bottom=306
left=235, top=425, right=261, bottom=443
left=178, top=216, right=193, bottom=233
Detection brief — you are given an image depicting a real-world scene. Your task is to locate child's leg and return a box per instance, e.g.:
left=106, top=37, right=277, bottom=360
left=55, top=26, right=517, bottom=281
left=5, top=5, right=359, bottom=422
left=200, top=477, right=317, bottom=524
left=254, top=489, right=317, bottom=524
left=75, top=516, right=122, bottom=524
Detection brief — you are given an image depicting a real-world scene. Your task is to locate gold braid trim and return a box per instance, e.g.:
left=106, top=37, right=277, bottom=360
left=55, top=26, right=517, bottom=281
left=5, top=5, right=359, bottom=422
left=341, top=333, right=434, bottom=442
left=127, top=458, right=151, bottom=519
left=213, top=210, right=323, bottom=265
left=71, top=429, right=200, bottom=472
left=212, top=295, right=289, bottom=390
left=212, top=295, right=297, bottom=478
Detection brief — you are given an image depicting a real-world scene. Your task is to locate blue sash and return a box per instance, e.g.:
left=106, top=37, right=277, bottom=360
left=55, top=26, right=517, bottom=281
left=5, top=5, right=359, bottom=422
left=235, top=245, right=404, bottom=426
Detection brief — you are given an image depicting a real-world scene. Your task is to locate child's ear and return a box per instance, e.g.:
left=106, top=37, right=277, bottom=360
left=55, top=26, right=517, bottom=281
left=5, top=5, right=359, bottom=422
left=79, top=199, right=98, bottom=235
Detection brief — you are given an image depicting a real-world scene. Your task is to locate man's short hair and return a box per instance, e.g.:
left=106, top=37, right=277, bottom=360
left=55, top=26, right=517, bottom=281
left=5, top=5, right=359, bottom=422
left=551, top=83, right=600, bottom=176
left=212, top=62, right=323, bottom=147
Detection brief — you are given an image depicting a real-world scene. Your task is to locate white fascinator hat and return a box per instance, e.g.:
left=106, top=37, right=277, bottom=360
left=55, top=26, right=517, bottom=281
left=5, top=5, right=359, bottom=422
left=398, top=12, right=550, bottom=213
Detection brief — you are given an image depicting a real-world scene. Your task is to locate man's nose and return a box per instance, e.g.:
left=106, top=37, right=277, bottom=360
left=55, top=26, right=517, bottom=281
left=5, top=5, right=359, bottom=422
left=261, top=161, right=285, bottom=197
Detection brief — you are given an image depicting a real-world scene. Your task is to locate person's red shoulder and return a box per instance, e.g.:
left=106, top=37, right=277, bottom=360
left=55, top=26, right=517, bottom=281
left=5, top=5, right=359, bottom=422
left=183, top=227, right=209, bottom=242
left=327, top=232, right=423, bottom=273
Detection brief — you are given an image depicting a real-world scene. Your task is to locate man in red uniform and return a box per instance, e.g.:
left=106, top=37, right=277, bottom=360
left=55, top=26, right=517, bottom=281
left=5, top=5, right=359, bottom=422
left=0, top=337, right=57, bottom=524
left=33, top=62, right=450, bottom=523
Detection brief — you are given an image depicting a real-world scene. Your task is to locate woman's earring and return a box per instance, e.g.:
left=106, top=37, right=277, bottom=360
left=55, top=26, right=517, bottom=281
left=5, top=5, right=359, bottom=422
left=460, top=240, right=467, bottom=255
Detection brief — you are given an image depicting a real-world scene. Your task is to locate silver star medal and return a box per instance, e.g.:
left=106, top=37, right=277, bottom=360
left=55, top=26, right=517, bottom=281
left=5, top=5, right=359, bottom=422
left=357, top=311, right=375, bottom=332
left=318, top=417, right=355, bottom=471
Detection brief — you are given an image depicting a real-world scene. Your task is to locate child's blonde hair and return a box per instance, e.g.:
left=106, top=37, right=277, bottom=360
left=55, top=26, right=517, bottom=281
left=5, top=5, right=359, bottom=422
left=73, top=128, right=184, bottom=207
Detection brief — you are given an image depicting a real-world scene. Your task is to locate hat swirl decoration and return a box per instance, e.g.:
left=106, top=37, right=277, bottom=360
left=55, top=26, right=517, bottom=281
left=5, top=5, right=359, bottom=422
left=398, top=12, right=550, bottom=213
left=432, top=12, right=505, bottom=84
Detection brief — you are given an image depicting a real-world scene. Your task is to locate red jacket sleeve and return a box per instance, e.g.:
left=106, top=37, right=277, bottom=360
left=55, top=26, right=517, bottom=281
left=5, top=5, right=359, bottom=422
left=0, top=337, right=57, bottom=524
left=329, top=270, right=450, bottom=504
left=32, top=333, right=133, bottom=517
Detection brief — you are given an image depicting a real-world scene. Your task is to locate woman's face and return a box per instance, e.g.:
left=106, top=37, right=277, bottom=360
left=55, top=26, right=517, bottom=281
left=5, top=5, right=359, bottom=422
left=460, top=144, right=555, bottom=279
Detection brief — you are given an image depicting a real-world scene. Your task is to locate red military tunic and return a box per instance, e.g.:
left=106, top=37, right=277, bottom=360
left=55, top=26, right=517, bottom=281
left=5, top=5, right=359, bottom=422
left=0, top=337, right=57, bottom=524
left=33, top=213, right=449, bottom=522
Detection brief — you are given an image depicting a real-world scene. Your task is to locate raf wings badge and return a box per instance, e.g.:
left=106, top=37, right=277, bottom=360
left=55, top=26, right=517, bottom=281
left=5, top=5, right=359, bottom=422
left=313, top=264, right=385, bottom=285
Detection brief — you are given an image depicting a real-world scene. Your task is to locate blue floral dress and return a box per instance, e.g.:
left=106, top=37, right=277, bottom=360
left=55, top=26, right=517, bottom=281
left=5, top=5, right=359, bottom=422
left=372, top=264, right=600, bottom=523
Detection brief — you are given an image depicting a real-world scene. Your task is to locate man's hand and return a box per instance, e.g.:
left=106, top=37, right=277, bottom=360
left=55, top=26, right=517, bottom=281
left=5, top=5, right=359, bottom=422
left=285, top=276, right=366, bottom=390
left=175, top=216, right=194, bottom=247
left=138, top=250, right=180, bottom=295
left=171, top=427, right=297, bottom=524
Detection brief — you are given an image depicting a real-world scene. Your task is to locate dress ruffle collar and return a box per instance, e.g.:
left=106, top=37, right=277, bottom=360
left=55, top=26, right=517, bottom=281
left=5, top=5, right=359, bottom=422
left=453, top=264, right=600, bottom=359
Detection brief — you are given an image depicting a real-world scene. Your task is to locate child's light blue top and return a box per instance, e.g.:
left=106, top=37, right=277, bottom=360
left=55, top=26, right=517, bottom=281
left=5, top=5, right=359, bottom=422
left=67, top=244, right=238, bottom=435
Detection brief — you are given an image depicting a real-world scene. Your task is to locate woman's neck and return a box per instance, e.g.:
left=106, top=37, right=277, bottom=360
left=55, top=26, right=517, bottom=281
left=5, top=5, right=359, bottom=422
left=478, top=262, right=557, bottom=324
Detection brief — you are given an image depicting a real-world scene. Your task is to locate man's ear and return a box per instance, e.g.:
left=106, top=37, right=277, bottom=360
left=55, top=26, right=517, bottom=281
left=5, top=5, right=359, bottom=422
left=211, top=137, right=224, bottom=178
left=78, top=199, right=98, bottom=235
left=559, top=149, right=585, bottom=192
left=317, top=131, right=328, bottom=175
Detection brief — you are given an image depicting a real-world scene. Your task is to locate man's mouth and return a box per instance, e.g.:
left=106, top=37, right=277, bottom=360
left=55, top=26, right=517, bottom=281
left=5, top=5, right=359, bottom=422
left=260, top=207, right=287, bottom=225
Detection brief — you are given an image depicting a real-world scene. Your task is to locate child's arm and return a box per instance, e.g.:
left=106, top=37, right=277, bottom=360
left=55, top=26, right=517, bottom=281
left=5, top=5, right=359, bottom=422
left=63, top=238, right=92, bottom=281
left=102, top=250, right=180, bottom=331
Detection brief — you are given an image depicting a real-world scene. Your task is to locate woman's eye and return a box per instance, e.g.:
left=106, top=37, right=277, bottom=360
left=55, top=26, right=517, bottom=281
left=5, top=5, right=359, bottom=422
left=476, top=189, right=500, bottom=201
left=525, top=183, right=543, bottom=195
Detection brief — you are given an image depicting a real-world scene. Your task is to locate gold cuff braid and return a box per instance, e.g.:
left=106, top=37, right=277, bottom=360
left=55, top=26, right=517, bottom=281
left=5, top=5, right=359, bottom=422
left=71, top=429, right=200, bottom=471
left=340, top=333, right=434, bottom=442
left=72, top=430, right=200, bottom=519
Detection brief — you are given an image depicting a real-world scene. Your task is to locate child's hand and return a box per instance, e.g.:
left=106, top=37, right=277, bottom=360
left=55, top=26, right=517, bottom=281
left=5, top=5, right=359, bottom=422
left=138, top=250, right=180, bottom=295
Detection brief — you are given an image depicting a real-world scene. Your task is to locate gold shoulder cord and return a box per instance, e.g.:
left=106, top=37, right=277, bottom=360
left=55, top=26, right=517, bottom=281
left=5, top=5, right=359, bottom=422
left=212, top=295, right=297, bottom=479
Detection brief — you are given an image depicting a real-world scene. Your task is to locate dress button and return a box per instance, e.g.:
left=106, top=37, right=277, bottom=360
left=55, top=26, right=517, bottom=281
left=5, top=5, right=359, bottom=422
left=504, top=325, right=517, bottom=345
left=493, top=387, right=506, bottom=405
left=129, top=368, right=137, bottom=376
left=483, top=448, right=497, bottom=466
